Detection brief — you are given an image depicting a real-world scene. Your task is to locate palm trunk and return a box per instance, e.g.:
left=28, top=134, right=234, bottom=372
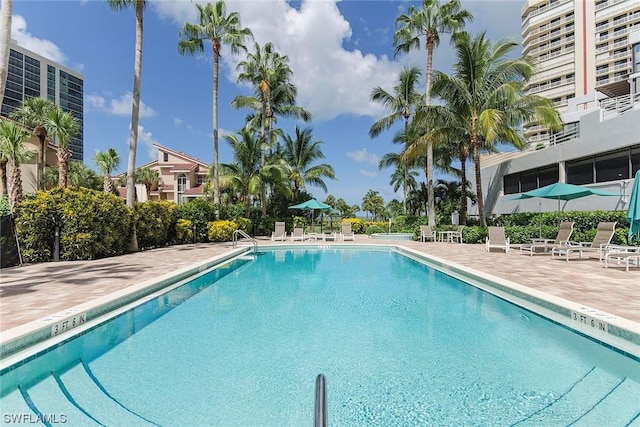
left=459, top=153, right=467, bottom=225
left=472, top=135, right=486, bottom=226
left=0, top=0, right=12, bottom=102
left=57, top=147, right=71, bottom=189
left=0, top=156, right=7, bottom=196
left=212, top=41, right=220, bottom=217
left=7, top=159, right=21, bottom=213
left=35, top=128, right=47, bottom=191
left=126, top=1, right=143, bottom=209
left=425, top=39, right=435, bottom=227
left=103, top=174, right=113, bottom=194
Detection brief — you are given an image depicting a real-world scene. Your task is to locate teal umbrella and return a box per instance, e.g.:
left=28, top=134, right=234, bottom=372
left=627, top=170, right=640, bottom=244
left=288, top=198, right=331, bottom=230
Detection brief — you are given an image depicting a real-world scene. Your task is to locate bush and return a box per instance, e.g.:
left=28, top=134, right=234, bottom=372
left=342, top=217, right=365, bottom=233
left=135, top=201, right=180, bottom=250
left=233, top=217, right=252, bottom=235
left=178, top=198, right=217, bottom=243
left=175, top=218, right=193, bottom=244
left=207, top=220, right=237, bottom=242
left=0, top=196, right=10, bottom=216
left=14, top=188, right=132, bottom=262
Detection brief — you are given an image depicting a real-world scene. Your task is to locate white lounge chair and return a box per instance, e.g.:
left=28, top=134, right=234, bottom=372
left=486, top=227, right=510, bottom=252
left=551, top=222, right=617, bottom=261
left=322, top=232, right=337, bottom=242
left=340, top=222, right=355, bottom=241
left=271, top=221, right=286, bottom=242
left=449, top=225, right=464, bottom=244
left=420, top=225, right=435, bottom=242
left=603, top=245, right=640, bottom=272
left=291, top=226, right=305, bottom=242
left=520, top=221, right=574, bottom=256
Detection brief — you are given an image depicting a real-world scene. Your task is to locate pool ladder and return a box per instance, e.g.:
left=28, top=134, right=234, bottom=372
left=232, top=229, right=257, bottom=256
left=315, top=374, right=326, bottom=427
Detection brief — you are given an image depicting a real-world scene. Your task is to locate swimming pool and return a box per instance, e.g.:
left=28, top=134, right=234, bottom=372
left=1, top=247, right=639, bottom=426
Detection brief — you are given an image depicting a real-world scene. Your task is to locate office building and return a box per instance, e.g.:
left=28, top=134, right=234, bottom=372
left=1, top=39, right=84, bottom=161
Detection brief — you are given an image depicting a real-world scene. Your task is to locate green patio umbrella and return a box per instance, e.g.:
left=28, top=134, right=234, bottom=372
left=288, top=198, right=332, bottom=231
left=626, top=170, right=640, bottom=244
left=510, top=182, right=623, bottom=237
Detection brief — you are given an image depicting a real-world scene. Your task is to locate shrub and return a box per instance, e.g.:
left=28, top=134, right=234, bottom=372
left=135, top=201, right=180, bottom=249
left=233, top=217, right=252, bottom=235
left=178, top=198, right=217, bottom=243
left=0, top=196, right=10, bottom=216
left=207, top=220, right=236, bottom=242
left=175, top=218, right=193, bottom=244
left=342, top=217, right=365, bottom=233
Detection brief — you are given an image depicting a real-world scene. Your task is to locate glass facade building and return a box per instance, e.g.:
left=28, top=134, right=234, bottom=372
left=1, top=41, right=84, bottom=161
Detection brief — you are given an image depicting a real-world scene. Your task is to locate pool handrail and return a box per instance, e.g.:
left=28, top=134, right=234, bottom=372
left=232, top=229, right=257, bottom=255
left=314, top=374, right=326, bottom=427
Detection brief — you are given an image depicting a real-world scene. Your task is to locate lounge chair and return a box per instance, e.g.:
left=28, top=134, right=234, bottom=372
left=271, top=221, right=286, bottom=241
left=322, top=232, right=337, bottom=242
left=450, top=225, right=464, bottom=244
left=520, top=221, right=574, bottom=255
left=420, top=225, right=436, bottom=242
left=340, top=222, right=355, bottom=241
left=551, top=221, right=617, bottom=261
left=603, top=245, right=640, bottom=272
left=291, top=226, right=305, bottom=242
left=485, top=227, right=510, bottom=252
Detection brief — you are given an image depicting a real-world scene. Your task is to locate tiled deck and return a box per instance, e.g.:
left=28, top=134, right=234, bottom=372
left=1, top=236, right=638, bottom=335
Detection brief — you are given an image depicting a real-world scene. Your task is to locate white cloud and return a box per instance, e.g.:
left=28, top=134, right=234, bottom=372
left=174, top=117, right=184, bottom=126
left=136, top=125, right=160, bottom=160
left=86, top=92, right=156, bottom=118
left=360, top=169, right=378, bottom=178
left=151, top=0, right=405, bottom=122
left=347, top=148, right=379, bottom=166
left=11, top=15, right=67, bottom=64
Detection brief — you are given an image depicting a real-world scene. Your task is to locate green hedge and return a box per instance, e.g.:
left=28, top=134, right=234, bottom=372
left=135, top=201, right=180, bottom=249
left=15, top=188, right=132, bottom=262
left=207, top=220, right=237, bottom=242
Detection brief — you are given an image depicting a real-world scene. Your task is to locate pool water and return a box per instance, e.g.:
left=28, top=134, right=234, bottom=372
left=1, top=248, right=639, bottom=426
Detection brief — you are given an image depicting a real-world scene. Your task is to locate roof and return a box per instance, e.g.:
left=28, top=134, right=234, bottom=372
left=169, top=163, right=197, bottom=173
left=182, top=185, right=204, bottom=196
left=153, top=143, right=210, bottom=168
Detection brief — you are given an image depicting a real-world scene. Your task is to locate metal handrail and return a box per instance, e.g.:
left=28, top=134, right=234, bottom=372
left=314, top=374, right=326, bottom=427
left=232, top=229, right=257, bottom=255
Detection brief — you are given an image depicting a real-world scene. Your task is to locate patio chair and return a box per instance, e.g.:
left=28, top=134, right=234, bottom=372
left=520, top=221, right=574, bottom=256
left=291, top=226, right=305, bottom=242
left=340, top=222, right=355, bottom=241
left=420, top=225, right=436, bottom=242
left=551, top=222, right=617, bottom=261
left=449, top=225, right=464, bottom=244
left=271, top=221, right=286, bottom=242
left=485, top=227, right=510, bottom=253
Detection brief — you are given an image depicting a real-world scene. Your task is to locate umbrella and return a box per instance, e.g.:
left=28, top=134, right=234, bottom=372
left=288, top=198, right=332, bottom=231
left=627, top=170, right=640, bottom=244
left=509, top=182, right=623, bottom=237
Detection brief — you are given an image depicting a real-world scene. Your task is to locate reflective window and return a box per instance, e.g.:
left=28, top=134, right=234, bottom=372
left=177, top=174, right=186, bottom=205
left=596, top=151, right=628, bottom=182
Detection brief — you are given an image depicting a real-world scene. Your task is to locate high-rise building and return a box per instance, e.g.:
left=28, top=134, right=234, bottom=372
left=1, top=39, right=84, bottom=161
left=521, top=0, right=640, bottom=142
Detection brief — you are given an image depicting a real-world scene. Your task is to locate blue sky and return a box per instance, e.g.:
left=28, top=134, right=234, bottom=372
left=10, top=0, right=524, bottom=207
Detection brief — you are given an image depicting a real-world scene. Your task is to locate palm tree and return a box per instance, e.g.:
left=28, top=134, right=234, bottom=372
left=388, top=165, right=418, bottom=199
left=108, top=0, right=146, bottom=211
left=45, top=106, right=80, bottom=189
left=43, top=161, right=101, bottom=190
left=0, top=151, right=7, bottom=196
left=178, top=1, right=252, bottom=211
left=136, top=166, right=160, bottom=197
left=394, top=0, right=472, bottom=227
left=0, top=120, right=33, bottom=212
left=426, top=31, right=562, bottom=225
left=219, top=127, right=288, bottom=217
left=94, top=148, right=120, bottom=194
left=10, top=97, right=55, bottom=191
left=369, top=66, right=423, bottom=214
left=281, top=126, right=337, bottom=199
left=0, top=0, right=13, bottom=100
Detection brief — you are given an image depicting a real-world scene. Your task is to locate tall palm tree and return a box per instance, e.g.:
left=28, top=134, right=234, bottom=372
left=45, top=106, right=80, bottom=189
left=219, top=127, right=288, bottom=217
left=281, top=126, right=336, bottom=199
left=178, top=1, right=252, bottom=211
left=426, top=32, right=562, bottom=225
left=369, top=66, right=423, bottom=213
left=0, top=120, right=33, bottom=212
left=10, top=97, right=55, bottom=191
left=94, top=148, right=120, bottom=194
left=0, top=0, right=12, bottom=99
left=108, top=0, right=146, bottom=211
left=394, top=0, right=472, bottom=226
left=42, top=161, right=101, bottom=190
left=136, top=166, right=160, bottom=197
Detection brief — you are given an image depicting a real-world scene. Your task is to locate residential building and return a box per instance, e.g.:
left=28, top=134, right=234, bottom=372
left=1, top=39, right=84, bottom=161
left=115, top=143, right=210, bottom=204
left=470, top=1, right=640, bottom=219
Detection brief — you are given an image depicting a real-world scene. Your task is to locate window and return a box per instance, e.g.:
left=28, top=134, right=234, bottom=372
left=596, top=151, right=628, bottom=182
left=163, top=152, right=169, bottom=162
left=502, top=165, right=559, bottom=195
left=520, top=171, right=538, bottom=192
left=504, top=175, right=519, bottom=195
left=631, top=146, right=639, bottom=176
left=566, top=158, right=593, bottom=185
left=177, top=174, right=186, bottom=205
left=539, top=165, right=559, bottom=187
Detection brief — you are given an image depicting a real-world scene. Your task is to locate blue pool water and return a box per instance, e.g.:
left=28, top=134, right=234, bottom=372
left=1, top=248, right=639, bottom=426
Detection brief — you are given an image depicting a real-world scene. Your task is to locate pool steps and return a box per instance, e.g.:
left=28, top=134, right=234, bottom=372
left=3, top=365, right=639, bottom=426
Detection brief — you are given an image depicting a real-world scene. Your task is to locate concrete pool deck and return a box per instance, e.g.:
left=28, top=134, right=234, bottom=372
left=1, top=236, right=638, bottom=338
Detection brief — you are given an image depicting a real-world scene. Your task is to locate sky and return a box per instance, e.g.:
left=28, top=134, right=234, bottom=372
left=9, top=0, right=524, bottom=207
